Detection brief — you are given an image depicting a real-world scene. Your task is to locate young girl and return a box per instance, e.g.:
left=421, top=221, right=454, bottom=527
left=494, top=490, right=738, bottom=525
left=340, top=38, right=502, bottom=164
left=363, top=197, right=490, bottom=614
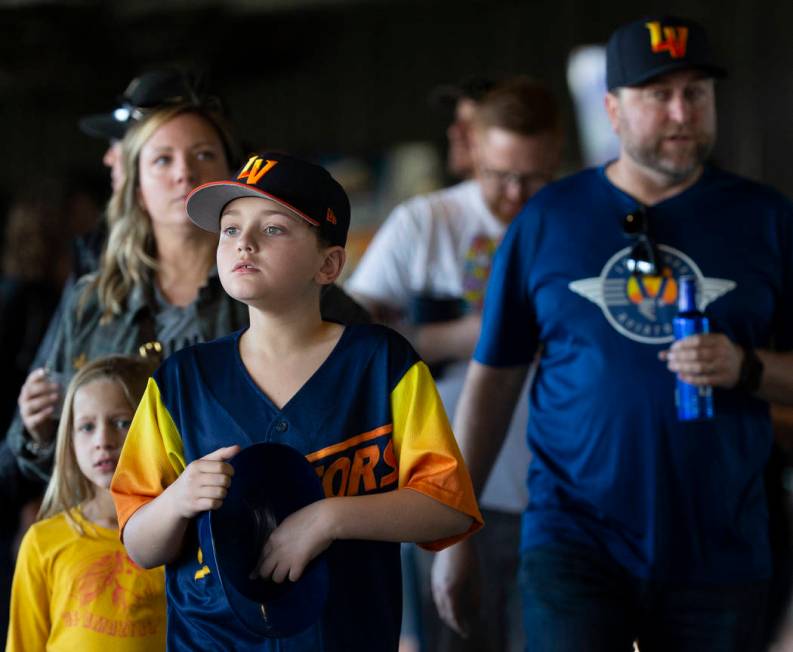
left=7, top=355, right=165, bottom=651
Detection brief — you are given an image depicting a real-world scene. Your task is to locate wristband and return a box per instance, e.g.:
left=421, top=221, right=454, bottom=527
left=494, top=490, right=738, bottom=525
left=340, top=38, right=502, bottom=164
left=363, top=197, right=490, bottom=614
left=736, top=347, right=764, bottom=394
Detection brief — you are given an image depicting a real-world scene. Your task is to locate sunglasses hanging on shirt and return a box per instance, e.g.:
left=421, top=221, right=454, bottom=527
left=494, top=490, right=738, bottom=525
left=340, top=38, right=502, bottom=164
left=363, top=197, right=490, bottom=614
left=622, top=207, right=661, bottom=276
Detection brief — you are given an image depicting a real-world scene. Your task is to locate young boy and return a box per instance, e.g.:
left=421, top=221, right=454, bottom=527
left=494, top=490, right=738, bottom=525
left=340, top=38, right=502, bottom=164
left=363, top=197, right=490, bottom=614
left=110, top=152, right=483, bottom=651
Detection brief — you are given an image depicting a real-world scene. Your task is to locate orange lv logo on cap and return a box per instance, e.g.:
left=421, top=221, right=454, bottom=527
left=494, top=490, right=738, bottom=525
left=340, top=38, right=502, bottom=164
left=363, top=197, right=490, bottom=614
left=645, top=21, right=688, bottom=59
left=238, top=156, right=278, bottom=185
left=326, top=208, right=337, bottom=225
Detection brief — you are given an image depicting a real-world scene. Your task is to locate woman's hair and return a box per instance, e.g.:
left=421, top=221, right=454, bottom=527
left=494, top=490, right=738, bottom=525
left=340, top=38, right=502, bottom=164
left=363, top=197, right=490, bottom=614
left=38, top=355, right=156, bottom=535
left=90, top=102, right=239, bottom=322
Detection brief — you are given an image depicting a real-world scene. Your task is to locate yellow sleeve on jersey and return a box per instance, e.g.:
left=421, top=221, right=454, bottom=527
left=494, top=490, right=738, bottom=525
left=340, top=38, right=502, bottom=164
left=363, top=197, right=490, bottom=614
left=391, top=360, right=483, bottom=551
left=111, top=377, right=186, bottom=535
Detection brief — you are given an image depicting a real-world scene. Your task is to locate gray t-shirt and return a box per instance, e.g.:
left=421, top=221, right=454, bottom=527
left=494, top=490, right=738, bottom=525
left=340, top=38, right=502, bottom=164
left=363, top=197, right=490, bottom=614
left=153, top=284, right=203, bottom=356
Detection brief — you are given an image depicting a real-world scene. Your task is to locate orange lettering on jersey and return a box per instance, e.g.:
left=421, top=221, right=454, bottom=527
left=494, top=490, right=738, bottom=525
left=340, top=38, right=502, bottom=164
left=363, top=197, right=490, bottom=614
left=380, top=439, right=398, bottom=489
left=323, top=457, right=351, bottom=496
left=311, top=425, right=397, bottom=497
left=347, top=444, right=380, bottom=495
left=645, top=22, right=688, bottom=59
left=237, top=156, right=278, bottom=185
left=307, top=424, right=393, bottom=462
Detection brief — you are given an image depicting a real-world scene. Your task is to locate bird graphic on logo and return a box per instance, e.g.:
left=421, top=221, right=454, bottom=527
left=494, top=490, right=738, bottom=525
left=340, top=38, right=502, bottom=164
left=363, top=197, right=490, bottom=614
left=569, top=244, right=735, bottom=344
left=71, top=551, right=160, bottom=609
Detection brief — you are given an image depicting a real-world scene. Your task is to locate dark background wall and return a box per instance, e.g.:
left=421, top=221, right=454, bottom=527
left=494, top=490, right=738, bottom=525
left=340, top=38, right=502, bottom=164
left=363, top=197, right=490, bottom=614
left=1, top=0, right=791, bottom=209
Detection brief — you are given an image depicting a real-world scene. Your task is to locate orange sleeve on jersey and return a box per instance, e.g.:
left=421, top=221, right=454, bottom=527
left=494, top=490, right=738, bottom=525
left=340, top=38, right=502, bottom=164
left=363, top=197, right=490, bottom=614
left=390, top=361, right=483, bottom=550
left=111, top=378, right=186, bottom=537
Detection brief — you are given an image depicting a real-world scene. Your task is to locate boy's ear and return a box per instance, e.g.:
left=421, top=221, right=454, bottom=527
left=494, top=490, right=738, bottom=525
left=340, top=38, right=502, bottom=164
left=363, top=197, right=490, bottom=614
left=315, top=246, right=346, bottom=285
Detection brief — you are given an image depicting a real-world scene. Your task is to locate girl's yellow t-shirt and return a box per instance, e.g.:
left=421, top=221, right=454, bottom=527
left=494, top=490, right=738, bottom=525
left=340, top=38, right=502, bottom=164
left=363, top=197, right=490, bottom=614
left=6, top=508, right=165, bottom=651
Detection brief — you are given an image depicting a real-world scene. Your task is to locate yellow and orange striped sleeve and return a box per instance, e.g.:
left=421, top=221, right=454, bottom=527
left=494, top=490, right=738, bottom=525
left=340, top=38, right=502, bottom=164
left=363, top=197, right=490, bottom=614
left=390, top=360, right=483, bottom=550
left=111, top=377, right=186, bottom=535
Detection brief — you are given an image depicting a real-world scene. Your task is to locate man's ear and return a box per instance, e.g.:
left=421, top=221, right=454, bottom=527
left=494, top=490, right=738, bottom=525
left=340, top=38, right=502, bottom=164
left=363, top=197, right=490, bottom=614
left=315, top=246, right=346, bottom=285
left=604, top=91, right=621, bottom=135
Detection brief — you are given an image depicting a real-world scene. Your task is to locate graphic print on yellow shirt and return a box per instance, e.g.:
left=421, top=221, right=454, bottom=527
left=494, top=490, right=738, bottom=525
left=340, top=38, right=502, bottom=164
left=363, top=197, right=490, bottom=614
left=7, top=509, right=165, bottom=652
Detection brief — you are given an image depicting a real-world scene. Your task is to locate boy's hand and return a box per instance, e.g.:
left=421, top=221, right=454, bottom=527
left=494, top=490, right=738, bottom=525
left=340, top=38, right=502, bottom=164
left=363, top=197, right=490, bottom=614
left=166, top=445, right=240, bottom=519
left=257, top=500, right=333, bottom=583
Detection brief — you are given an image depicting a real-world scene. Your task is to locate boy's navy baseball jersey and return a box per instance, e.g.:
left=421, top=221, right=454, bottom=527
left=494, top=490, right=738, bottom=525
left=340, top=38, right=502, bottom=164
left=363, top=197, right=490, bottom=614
left=112, top=323, right=482, bottom=651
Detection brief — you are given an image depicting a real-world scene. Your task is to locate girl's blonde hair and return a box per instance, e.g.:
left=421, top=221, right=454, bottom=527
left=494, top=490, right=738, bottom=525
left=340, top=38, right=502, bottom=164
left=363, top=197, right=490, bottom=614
left=89, top=103, right=238, bottom=322
left=38, top=355, right=156, bottom=534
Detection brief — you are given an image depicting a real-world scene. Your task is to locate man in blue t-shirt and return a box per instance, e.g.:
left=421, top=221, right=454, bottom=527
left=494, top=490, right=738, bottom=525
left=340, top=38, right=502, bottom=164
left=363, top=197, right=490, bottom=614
left=432, top=15, right=793, bottom=652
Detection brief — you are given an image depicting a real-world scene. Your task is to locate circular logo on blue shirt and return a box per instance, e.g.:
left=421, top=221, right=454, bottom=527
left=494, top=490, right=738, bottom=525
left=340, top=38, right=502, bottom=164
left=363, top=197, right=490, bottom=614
left=568, top=245, right=735, bottom=344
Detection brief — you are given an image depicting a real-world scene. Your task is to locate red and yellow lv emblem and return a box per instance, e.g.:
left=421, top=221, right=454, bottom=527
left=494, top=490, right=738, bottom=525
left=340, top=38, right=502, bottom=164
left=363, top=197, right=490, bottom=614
left=326, top=208, right=337, bottom=225
left=645, top=21, right=689, bottom=59
left=237, top=156, right=278, bottom=185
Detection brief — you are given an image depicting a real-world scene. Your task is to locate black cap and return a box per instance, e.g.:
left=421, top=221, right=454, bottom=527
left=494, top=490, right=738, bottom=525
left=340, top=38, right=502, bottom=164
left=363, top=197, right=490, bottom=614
left=79, top=69, right=206, bottom=141
left=207, top=443, right=330, bottom=638
left=429, top=76, right=496, bottom=111
left=187, top=152, right=351, bottom=247
left=606, top=16, right=726, bottom=90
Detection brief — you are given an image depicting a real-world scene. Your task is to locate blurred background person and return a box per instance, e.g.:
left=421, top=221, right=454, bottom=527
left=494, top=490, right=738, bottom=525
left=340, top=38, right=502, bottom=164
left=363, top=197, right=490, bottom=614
left=0, top=184, right=73, bottom=640
left=430, top=76, right=496, bottom=182
left=347, top=76, right=563, bottom=652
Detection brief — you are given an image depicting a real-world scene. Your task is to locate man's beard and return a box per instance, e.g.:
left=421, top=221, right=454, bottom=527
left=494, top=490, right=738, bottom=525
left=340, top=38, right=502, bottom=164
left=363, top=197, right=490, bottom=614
left=624, top=132, right=714, bottom=184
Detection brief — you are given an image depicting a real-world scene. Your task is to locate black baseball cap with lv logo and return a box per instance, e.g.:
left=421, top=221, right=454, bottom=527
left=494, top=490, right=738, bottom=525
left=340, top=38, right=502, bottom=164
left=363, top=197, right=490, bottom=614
left=187, top=152, right=351, bottom=247
left=606, top=16, right=727, bottom=90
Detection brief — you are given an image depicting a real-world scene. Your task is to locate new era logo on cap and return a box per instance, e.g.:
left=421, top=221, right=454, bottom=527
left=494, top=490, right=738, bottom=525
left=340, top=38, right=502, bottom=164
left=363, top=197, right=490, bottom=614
left=606, top=15, right=726, bottom=90
left=646, top=21, right=688, bottom=59
left=186, top=151, right=351, bottom=247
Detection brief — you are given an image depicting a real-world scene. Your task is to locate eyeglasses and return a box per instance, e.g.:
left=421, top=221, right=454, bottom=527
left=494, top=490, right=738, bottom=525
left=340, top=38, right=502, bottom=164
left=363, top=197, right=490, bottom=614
left=622, top=207, right=660, bottom=276
left=479, top=167, right=547, bottom=190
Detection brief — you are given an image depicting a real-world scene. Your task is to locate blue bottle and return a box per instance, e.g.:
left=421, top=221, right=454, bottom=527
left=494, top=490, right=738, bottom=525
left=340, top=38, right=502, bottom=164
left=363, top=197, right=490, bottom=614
left=673, top=276, right=714, bottom=421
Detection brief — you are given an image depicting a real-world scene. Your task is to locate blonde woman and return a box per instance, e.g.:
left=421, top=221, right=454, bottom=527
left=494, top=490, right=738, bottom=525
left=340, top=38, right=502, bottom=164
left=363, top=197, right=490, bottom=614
left=7, top=100, right=368, bottom=486
left=8, top=102, right=241, bottom=482
left=7, top=355, right=165, bottom=651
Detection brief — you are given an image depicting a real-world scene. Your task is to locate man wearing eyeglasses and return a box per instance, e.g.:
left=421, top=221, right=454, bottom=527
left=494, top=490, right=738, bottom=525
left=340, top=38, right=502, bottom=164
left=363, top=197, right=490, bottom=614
left=433, top=16, right=793, bottom=652
left=346, top=76, right=562, bottom=652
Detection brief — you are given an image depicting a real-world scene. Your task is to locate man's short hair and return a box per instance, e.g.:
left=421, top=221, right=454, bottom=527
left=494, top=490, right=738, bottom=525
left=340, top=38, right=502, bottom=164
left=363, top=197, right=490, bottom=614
left=473, top=76, right=560, bottom=137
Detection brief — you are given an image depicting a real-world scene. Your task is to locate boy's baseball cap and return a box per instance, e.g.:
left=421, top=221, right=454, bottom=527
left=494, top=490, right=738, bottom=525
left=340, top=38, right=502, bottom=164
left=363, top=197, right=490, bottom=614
left=186, top=152, right=351, bottom=247
left=79, top=69, right=208, bottom=141
left=207, top=442, right=329, bottom=638
left=606, top=16, right=726, bottom=90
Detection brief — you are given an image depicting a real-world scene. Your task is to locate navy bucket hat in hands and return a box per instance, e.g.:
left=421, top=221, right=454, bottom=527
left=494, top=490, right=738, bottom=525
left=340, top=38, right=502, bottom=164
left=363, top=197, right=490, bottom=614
left=207, top=442, right=330, bottom=638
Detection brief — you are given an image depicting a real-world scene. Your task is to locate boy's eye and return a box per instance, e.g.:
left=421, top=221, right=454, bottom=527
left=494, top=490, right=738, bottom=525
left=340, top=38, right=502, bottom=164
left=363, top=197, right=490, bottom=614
left=222, top=226, right=239, bottom=237
left=153, top=155, right=171, bottom=167
left=114, top=418, right=133, bottom=431
left=76, top=422, right=95, bottom=434
left=264, top=225, right=284, bottom=236
left=196, top=150, right=217, bottom=161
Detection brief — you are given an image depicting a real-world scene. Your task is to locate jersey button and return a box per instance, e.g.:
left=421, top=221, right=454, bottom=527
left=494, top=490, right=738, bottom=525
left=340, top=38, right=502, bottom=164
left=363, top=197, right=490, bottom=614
left=274, top=420, right=289, bottom=433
